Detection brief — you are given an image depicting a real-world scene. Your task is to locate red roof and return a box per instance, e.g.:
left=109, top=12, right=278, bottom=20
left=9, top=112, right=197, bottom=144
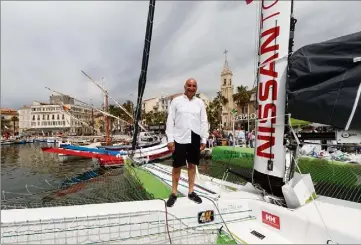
left=1, top=108, right=17, bottom=113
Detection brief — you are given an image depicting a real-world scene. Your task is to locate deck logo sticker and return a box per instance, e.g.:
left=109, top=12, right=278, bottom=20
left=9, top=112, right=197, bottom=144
left=198, top=210, right=214, bottom=224
left=262, top=211, right=280, bottom=229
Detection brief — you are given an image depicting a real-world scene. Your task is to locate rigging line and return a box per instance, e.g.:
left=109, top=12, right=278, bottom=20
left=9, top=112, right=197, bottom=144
left=155, top=199, right=172, bottom=244
left=81, top=71, right=148, bottom=132
left=57, top=100, right=101, bottom=135
left=199, top=195, right=237, bottom=244
left=45, top=179, right=54, bottom=188
left=57, top=93, right=98, bottom=135
left=57, top=93, right=75, bottom=127
left=45, top=87, right=133, bottom=126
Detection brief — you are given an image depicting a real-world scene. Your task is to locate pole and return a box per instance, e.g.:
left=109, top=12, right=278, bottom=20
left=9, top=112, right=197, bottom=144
left=105, top=92, right=111, bottom=145
left=232, top=115, right=235, bottom=148
left=91, top=99, right=94, bottom=136
left=247, top=103, right=250, bottom=131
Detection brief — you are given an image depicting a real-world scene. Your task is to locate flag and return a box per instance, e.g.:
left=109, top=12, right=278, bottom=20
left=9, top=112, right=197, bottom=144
left=245, top=0, right=253, bottom=5
left=231, top=108, right=237, bottom=114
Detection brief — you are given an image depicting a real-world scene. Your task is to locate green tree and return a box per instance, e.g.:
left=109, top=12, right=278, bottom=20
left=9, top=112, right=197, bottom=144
left=206, top=91, right=228, bottom=131
left=143, top=110, right=167, bottom=125
left=153, top=111, right=167, bottom=124
left=143, top=110, right=154, bottom=125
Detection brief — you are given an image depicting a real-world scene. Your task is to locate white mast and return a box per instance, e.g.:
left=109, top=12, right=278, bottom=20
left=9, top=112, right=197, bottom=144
left=252, top=0, right=293, bottom=196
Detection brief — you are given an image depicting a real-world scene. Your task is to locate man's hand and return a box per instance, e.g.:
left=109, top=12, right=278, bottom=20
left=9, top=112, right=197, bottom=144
left=200, top=143, right=206, bottom=151
left=167, top=142, right=175, bottom=152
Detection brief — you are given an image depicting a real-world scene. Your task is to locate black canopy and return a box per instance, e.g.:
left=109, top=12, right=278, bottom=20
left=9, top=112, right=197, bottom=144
left=287, top=31, right=361, bottom=130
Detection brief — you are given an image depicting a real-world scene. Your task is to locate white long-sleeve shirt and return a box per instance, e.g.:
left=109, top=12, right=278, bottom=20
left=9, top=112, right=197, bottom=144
left=166, top=94, right=209, bottom=144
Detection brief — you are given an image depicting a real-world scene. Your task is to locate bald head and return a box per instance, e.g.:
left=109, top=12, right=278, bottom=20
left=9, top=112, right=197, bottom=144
left=184, top=78, right=197, bottom=86
left=184, top=78, right=198, bottom=99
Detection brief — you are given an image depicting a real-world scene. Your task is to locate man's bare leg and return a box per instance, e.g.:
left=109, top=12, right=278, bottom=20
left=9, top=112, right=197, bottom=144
left=187, top=163, right=196, bottom=194
left=172, top=167, right=182, bottom=194
left=187, top=163, right=202, bottom=204
left=167, top=166, right=181, bottom=207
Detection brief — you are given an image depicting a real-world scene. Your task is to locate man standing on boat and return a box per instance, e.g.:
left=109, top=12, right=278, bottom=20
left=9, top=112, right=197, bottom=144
left=165, top=78, right=209, bottom=207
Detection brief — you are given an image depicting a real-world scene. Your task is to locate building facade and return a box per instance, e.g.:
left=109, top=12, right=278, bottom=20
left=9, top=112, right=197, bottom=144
left=50, top=94, right=75, bottom=105
left=18, top=106, right=32, bottom=133
left=29, top=100, right=93, bottom=135
left=143, top=93, right=209, bottom=114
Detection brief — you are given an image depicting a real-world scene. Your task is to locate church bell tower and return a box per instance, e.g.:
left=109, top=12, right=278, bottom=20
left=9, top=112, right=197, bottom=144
left=220, top=50, right=234, bottom=129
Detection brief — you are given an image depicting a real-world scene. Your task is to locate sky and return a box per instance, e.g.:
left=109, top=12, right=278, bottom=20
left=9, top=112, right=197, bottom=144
left=1, top=1, right=361, bottom=109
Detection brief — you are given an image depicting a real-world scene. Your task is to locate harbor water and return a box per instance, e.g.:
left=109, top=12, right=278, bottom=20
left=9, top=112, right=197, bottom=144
left=0, top=142, right=234, bottom=209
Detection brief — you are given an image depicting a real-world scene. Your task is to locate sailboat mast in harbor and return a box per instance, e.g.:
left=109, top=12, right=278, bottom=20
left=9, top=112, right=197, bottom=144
left=101, top=79, right=111, bottom=145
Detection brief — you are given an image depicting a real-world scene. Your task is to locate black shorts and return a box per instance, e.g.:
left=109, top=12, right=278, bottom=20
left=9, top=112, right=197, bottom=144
left=173, top=131, right=201, bottom=168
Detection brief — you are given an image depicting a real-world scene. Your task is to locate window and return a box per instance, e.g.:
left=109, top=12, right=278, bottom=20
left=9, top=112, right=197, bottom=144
left=223, top=79, right=226, bottom=85
left=57, top=114, right=60, bottom=120
left=52, top=115, right=55, bottom=120
left=47, top=115, right=50, bottom=120
left=42, top=115, right=45, bottom=120
left=32, top=115, right=35, bottom=121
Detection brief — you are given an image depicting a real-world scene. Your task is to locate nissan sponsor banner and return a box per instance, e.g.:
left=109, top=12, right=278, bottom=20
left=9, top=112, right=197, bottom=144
left=336, top=130, right=361, bottom=144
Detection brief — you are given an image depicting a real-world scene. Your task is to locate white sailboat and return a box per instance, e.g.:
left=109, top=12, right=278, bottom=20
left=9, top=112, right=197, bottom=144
left=2, top=0, right=361, bottom=244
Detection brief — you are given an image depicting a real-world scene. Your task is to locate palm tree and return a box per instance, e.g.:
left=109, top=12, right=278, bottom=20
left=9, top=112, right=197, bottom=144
left=108, top=104, right=120, bottom=132
left=233, top=85, right=251, bottom=107
left=232, top=86, right=257, bottom=130
left=108, top=101, right=135, bottom=131
left=11, top=116, right=18, bottom=135
left=120, top=100, right=134, bottom=121
left=215, top=91, right=228, bottom=107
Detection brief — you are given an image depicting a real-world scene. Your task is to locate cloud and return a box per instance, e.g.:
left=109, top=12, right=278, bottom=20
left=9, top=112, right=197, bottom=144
left=1, top=1, right=361, bottom=109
